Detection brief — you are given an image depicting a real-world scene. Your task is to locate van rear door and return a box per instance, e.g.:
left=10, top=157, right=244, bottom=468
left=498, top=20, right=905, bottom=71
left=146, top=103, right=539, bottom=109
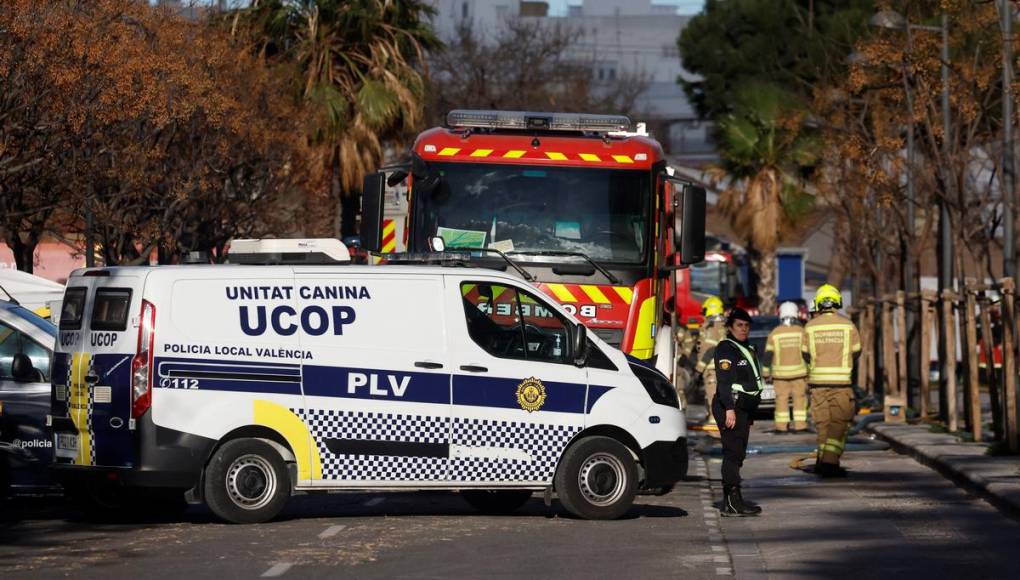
left=53, top=272, right=141, bottom=467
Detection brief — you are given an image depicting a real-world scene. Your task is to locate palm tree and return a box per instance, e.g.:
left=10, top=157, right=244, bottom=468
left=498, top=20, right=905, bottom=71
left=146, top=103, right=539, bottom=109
left=710, top=81, right=817, bottom=313
left=234, top=0, right=438, bottom=236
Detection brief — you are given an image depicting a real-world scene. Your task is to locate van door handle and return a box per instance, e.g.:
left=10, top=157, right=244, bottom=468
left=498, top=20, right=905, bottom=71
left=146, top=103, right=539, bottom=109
left=459, top=365, right=488, bottom=373
left=414, top=361, right=444, bottom=369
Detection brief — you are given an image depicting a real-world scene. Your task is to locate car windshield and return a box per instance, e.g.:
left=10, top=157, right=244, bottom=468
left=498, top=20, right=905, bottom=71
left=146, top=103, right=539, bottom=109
left=415, top=162, right=651, bottom=263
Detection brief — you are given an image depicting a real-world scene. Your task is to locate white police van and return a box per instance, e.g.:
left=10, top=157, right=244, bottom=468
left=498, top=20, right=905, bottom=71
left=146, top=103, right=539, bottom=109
left=49, top=239, right=687, bottom=523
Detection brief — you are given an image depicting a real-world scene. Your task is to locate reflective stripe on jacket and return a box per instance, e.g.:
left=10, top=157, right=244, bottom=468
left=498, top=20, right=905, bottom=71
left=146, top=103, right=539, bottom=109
left=720, top=338, right=765, bottom=395
left=765, top=324, right=808, bottom=379
left=803, top=311, right=861, bottom=385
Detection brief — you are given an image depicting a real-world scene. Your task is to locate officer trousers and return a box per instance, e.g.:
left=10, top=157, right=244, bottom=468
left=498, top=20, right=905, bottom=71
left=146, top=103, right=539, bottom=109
left=703, top=369, right=718, bottom=425
left=711, top=395, right=751, bottom=487
left=810, top=386, right=854, bottom=465
left=773, top=377, right=808, bottom=431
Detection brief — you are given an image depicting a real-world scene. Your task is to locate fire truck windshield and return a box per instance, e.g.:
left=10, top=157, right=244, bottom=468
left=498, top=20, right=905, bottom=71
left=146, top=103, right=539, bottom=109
left=414, top=162, right=651, bottom=264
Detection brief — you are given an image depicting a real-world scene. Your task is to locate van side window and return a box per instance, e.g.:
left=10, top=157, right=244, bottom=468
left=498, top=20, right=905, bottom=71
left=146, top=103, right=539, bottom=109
left=59, top=287, right=87, bottom=330
left=0, top=322, right=49, bottom=382
left=460, top=282, right=571, bottom=364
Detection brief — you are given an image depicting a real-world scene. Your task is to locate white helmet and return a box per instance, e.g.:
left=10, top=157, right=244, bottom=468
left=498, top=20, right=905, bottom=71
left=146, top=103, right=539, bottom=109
left=779, top=301, right=799, bottom=322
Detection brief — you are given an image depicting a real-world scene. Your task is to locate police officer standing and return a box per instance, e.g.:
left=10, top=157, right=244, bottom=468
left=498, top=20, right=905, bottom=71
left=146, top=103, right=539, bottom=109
left=695, top=296, right=727, bottom=430
left=763, top=302, right=809, bottom=433
left=802, top=285, right=861, bottom=478
left=713, top=307, right=764, bottom=516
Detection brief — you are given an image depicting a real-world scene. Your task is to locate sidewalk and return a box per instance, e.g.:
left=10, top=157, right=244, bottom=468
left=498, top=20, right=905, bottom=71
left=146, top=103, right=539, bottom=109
left=868, top=423, right=1020, bottom=518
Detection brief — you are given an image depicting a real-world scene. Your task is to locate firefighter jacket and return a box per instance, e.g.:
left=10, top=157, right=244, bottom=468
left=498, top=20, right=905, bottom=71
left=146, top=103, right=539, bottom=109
left=763, top=324, right=808, bottom=379
left=803, top=311, right=861, bottom=386
left=715, top=336, right=765, bottom=410
left=695, top=318, right=728, bottom=374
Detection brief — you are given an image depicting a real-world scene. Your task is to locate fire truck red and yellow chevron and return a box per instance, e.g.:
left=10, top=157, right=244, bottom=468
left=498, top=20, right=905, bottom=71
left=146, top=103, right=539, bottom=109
left=427, top=147, right=642, bottom=165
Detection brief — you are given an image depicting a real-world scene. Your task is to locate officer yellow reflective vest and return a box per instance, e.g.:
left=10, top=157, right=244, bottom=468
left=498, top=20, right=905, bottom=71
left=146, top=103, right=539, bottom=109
left=803, top=311, right=861, bottom=385
left=721, top=338, right=765, bottom=396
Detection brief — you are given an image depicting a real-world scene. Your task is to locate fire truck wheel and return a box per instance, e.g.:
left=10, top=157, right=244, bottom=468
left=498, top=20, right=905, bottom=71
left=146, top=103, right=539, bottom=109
left=461, top=490, right=533, bottom=514
left=554, top=436, right=636, bottom=520
left=204, top=439, right=290, bottom=524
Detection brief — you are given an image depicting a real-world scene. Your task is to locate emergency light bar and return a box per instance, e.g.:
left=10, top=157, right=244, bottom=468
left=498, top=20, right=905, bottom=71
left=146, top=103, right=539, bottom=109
left=447, top=109, right=632, bottom=133
left=228, top=238, right=351, bottom=265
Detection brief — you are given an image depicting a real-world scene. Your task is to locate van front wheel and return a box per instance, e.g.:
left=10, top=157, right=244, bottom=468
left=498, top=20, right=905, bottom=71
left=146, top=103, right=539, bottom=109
left=204, top=439, right=290, bottom=524
left=554, top=436, right=637, bottom=520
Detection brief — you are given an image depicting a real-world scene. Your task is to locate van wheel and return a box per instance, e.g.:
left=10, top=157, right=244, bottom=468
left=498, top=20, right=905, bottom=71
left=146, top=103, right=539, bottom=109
left=461, top=490, right=533, bottom=514
left=203, top=439, right=290, bottom=524
left=554, top=436, right=637, bottom=520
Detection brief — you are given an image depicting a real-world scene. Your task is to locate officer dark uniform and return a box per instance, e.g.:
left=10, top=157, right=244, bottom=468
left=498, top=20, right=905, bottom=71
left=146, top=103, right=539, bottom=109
left=711, top=307, right=763, bottom=516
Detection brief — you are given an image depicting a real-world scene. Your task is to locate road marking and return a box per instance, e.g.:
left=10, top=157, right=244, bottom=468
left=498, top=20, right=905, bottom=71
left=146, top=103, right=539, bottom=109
left=318, top=524, right=346, bottom=539
left=712, top=545, right=725, bottom=552
left=364, top=497, right=385, bottom=507
left=714, top=555, right=729, bottom=563
left=261, top=563, right=292, bottom=577
left=715, top=567, right=733, bottom=576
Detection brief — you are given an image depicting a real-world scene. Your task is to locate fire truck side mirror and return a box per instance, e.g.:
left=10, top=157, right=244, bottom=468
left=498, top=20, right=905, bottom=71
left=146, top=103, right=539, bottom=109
left=360, top=171, right=386, bottom=253
left=675, top=184, right=706, bottom=266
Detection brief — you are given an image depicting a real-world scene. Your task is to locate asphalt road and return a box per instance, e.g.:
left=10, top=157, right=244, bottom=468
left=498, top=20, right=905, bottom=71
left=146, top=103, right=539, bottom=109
left=2, top=414, right=1019, bottom=579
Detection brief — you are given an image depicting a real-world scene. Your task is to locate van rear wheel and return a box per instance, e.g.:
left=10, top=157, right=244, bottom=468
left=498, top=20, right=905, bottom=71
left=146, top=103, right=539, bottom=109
left=461, top=490, right=533, bottom=514
left=204, top=439, right=290, bottom=524
left=554, top=436, right=637, bottom=520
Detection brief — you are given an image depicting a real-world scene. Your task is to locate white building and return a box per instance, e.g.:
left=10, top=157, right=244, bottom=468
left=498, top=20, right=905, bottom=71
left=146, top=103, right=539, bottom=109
left=427, top=0, right=716, bottom=166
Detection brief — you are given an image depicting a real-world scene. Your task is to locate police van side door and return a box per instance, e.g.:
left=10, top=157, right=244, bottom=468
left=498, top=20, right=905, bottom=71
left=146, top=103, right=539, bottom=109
left=446, top=276, right=588, bottom=485
left=296, top=272, right=451, bottom=486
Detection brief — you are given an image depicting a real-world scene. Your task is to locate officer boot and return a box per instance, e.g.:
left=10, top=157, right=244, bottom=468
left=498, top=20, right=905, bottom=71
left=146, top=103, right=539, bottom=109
left=721, top=485, right=760, bottom=517
left=734, top=487, right=762, bottom=514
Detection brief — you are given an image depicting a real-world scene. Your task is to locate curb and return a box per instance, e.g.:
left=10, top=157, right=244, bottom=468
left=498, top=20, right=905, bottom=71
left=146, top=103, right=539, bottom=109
left=867, top=424, right=1020, bottom=520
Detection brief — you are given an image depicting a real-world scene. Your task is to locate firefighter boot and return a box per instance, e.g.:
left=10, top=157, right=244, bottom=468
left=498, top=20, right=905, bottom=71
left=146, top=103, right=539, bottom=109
left=721, top=485, right=760, bottom=517
left=815, top=462, right=848, bottom=478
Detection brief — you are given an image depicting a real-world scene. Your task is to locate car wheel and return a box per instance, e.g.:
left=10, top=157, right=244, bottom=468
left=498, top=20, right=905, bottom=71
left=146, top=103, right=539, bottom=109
left=461, top=490, right=533, bottom=514
left=554, top=436, right=637, bottom=520
left=203, top=439, right=290, bottom=524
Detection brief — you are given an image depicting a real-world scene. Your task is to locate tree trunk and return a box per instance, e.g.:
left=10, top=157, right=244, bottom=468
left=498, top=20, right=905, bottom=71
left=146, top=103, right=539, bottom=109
left=340, top=193, right=360, bottom=239
left=331, top=154, right=343, bottom=239
left=10, top=236, right=36, bottom=274
left=756, top=248, right=776, bottom=314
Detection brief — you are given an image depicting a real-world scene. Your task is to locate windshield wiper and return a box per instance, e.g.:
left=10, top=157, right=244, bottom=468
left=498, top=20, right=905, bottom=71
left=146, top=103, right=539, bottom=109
left=506, top=250, right=621, bottom=285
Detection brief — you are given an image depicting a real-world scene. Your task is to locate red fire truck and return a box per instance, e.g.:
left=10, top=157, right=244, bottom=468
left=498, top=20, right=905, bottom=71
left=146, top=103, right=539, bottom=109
left=361, top=110, right=705, bottom=382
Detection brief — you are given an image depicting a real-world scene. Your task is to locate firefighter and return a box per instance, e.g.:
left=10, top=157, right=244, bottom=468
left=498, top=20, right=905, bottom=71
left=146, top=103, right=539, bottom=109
left=673, top=323, right=698, bottom=402
left=694, top=296, right=727, bottom=429
left=712, top=307, right=764, bottom=516
left=763, top=301, right=809, bottom=433
left=802, top=285, right=861, bottom=478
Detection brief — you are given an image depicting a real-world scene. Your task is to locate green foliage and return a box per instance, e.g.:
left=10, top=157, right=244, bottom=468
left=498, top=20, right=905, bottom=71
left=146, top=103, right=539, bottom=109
left=678, top=0, right=874, bottom=120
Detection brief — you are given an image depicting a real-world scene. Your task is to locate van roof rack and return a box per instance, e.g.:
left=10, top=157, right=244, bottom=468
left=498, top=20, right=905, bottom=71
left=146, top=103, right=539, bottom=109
left=380, top=248, right=535, bottom=281
left=228, top=238, right=351, bottom=265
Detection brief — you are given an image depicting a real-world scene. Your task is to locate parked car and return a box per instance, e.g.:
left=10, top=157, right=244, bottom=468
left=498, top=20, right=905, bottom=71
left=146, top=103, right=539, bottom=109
left=0, top=298, right=58, bottom=498
left=748, top=315, right=779, bottom=412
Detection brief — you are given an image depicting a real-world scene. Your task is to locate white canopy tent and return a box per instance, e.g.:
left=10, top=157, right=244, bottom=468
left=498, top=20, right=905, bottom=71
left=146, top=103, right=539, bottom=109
left=0, top=268, right=65, bottom=314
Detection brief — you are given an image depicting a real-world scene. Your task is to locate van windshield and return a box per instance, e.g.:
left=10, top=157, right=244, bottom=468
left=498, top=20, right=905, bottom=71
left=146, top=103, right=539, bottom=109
left=414, top=162, right=651, bottom=264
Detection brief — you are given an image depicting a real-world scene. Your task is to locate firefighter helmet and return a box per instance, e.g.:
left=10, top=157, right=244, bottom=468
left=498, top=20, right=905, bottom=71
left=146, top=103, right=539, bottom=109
left=814, top=284, right=843, bottom=311
left=779, top=301, right=799, bottom=322
left=702, top=296, right=724, bottom=319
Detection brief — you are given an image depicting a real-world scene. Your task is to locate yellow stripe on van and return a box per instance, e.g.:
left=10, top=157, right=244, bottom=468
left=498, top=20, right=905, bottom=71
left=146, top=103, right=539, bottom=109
left=546, top=283, right=577, bottom=303
left=69, top=352, right=93, bottom=466
left=253, top=400, right=322, bottom=481
left=579, top=285, right=611, bottom=304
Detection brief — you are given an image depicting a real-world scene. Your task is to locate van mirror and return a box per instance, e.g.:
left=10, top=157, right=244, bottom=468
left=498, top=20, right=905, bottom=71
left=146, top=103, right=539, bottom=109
left=11, top=353, right=37, bottom=383
left=360, top=172, right=386, bottom=253
left=673, top=183, right=706, bottom=266
left=571, top=324, right=588, bottom=366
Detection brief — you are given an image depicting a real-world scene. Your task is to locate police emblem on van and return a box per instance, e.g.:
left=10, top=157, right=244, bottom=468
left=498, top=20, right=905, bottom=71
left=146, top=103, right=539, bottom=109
left=515, top=377, right=546, bottom=412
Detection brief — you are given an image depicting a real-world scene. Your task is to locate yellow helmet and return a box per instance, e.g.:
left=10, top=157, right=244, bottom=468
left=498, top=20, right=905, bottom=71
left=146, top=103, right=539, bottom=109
left=702, top=296, right=724, bottom=318
left=814, top=284, right=843, bottom=311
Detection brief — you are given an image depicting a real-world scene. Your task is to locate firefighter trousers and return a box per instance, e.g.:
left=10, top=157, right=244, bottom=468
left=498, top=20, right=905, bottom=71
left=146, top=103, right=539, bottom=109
left=810, top=386, right=854, bottom=465
left=703, top=369, right=717, bottom=425
left=773, top=377, right=808, bottom=431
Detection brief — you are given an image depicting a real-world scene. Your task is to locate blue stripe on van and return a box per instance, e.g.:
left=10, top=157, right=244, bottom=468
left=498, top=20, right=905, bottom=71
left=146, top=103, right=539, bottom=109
left=452, top=376, right=594, bottom=413
left=302, top=365, right=450, bottom=404
left=154, top=357, right=303, bottom=395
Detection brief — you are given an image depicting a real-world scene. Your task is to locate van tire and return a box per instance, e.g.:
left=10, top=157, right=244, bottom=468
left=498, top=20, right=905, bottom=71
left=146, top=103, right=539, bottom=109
left=461, top=490, right=533, bottom=514
left=203, top=439, right=290, bottom=524
left=554, top=436, right=636, bottom=520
